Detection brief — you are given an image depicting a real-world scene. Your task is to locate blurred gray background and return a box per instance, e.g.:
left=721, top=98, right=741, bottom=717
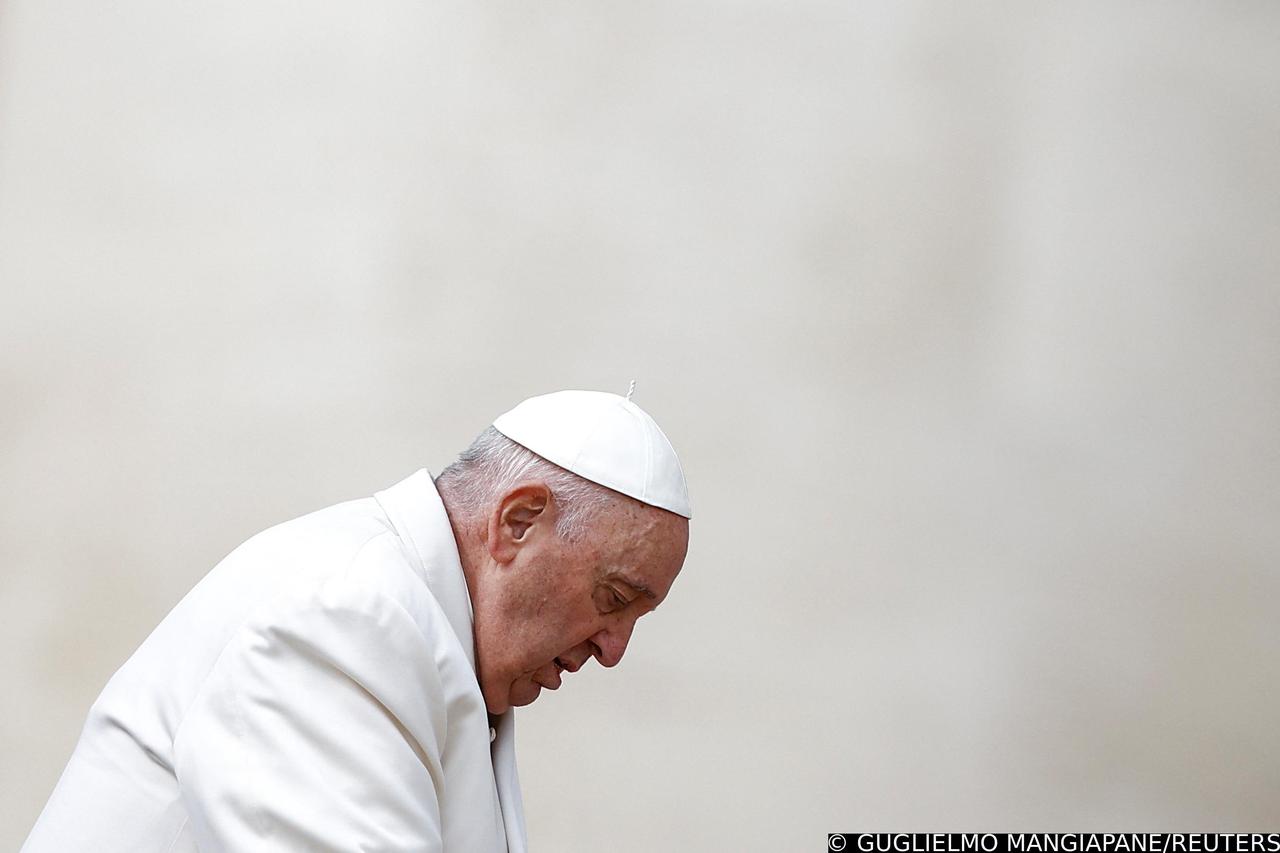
left=2, top=1, right=1278, bottom=849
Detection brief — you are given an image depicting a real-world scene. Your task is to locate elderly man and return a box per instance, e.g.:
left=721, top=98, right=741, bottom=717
left=22, top=389, right=691, bottom=852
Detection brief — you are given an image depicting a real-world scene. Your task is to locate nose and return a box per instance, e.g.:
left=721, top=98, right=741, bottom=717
left=590, top=620, right=635, bottom=668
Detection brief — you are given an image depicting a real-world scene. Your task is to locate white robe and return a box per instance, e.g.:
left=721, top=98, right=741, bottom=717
left=22, top=470, right=526, bottom=852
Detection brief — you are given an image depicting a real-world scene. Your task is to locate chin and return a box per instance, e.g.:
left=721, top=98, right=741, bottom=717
left=482, top=678, right=540, bottom=714
left=508, top=678, right=544, bottom=709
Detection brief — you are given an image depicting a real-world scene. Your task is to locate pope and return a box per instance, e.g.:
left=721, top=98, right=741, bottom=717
left=21, top=389, right=692, bottom=852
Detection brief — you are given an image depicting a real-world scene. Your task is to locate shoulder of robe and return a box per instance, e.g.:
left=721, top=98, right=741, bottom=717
left=172, top=562, right=455, bottom=791
left=231, top=529, right=443, bottom=642
left=185, top=552, right=453, bottom=708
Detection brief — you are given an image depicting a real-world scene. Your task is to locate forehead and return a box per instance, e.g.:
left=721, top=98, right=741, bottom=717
left=590, top=505, right=689, bottom=599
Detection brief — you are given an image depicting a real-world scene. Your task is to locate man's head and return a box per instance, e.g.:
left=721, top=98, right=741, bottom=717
left=436, top=407, right=690, bottom=714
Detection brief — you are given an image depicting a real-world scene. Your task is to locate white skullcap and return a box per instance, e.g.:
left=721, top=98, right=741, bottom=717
left=492, top=389, right=692, bottom=519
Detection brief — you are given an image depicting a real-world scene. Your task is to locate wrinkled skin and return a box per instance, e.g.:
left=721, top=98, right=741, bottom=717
left=448, top=483, right=689, bottom=714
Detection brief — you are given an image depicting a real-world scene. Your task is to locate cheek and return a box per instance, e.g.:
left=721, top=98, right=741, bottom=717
left=499, top=574, right=604, bottom=664
left=524, top=609, right=595, bottom=662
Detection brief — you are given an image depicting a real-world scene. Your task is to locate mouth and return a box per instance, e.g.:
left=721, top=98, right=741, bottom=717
left=531, top=657, right=576, bottom=691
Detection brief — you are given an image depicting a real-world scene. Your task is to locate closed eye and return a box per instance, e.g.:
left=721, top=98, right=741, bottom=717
left=594, top=584, right=630, bottom=613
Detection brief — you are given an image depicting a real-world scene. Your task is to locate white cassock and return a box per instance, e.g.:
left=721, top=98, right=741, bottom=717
left=22, top=470, right=527, bottom=853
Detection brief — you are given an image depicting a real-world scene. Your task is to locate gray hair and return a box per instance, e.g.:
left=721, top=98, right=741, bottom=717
left=434, top=426, right=625, bottom=543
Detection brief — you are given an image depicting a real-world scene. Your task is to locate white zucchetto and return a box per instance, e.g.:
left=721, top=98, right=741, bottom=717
left=492, top=389, right=692, bottom=519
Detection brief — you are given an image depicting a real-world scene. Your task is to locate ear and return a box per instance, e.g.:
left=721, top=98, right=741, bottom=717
left=487, top=483, right=553, bottom=564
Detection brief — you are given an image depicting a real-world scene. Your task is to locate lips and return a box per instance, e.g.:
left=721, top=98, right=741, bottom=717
left=531, top=662, right=562, bottom=691
left=531, top=656, right=579, bottom=691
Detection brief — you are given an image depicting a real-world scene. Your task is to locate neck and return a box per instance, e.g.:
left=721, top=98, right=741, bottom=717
left=436, top=486, right=486, bottom=603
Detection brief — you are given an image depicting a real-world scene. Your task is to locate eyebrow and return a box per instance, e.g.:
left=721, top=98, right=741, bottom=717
left=608, top=573, right=657, bottom=601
